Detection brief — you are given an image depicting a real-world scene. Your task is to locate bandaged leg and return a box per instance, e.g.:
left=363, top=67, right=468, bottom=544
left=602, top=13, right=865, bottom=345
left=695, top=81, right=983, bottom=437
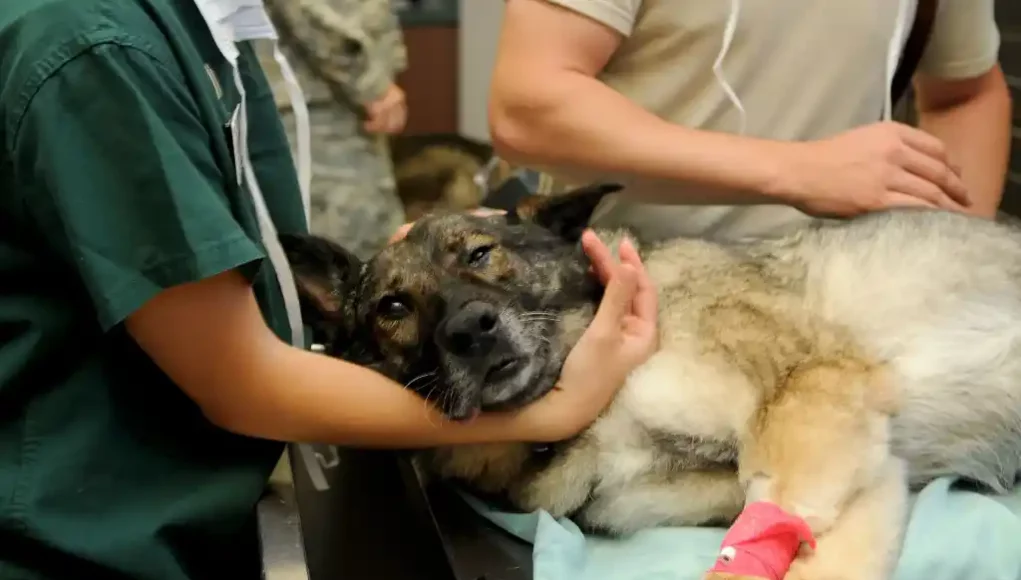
left=705, top=500, right=817, bottom=580
left=785, top=457, right=908, bottom=580
left=706, top=359, right=902, bottom=580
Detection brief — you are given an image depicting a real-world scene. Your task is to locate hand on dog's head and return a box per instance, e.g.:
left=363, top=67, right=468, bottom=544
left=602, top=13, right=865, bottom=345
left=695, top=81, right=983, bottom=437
left=281, top=183, right=623, bottom=420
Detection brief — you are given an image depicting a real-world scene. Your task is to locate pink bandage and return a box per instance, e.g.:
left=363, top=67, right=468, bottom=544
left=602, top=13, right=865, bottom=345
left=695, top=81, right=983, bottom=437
left=707, top=501, right=817, bottom=580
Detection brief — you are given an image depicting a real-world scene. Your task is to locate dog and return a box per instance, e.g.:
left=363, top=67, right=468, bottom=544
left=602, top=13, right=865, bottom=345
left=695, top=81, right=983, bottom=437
left=281, top=183, right=1021, bottom=580
left=389, top=133, right=515, bottom=222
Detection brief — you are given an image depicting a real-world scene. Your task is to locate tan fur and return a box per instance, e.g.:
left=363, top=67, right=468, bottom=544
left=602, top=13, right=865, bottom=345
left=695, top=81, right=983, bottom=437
left=394, top=146, right=485, bottom=221
left=391, top=136, right=517, bottom=221
left=417, top=209, right=1021, bottom=580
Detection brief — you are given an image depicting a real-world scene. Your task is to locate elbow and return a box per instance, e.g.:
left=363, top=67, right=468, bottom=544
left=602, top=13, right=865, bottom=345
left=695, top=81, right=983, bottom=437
left=488, top=83, right=557, bottom=165
left=196, top=394, right=267, bottom=439
left=488, top=98, right=534, bottom=165
left=186, top=370, right=279, bottom=441
left=201, top=403, right=256, bottom=438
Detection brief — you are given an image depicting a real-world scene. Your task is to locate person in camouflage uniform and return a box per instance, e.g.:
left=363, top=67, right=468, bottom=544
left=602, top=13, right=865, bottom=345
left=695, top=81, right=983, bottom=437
left=265, top=0, right=409, bottom=259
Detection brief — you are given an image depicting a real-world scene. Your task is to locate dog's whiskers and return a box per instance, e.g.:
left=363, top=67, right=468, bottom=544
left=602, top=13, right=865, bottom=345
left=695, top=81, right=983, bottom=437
left=420, top=378, right=441, bottom=401
left=407, top=370, right=442, bottom=428
left=420, top=378, right=442, bottom=427
left=519, top=310, right=561, bottom=322
left=405, top=370, right=438, bottom=391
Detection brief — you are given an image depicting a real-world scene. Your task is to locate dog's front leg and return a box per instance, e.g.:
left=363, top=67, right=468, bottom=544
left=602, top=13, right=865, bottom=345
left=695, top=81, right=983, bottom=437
left=706, top=359, right=904, bottom=580
left=704, top=460, right=906, bottom=580
left=785, top=456, right=907, bottom=580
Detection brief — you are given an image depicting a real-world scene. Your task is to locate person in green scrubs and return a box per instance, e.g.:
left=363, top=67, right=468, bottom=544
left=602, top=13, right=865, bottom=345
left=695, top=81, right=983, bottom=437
left=0, top=0, right=658, bottom=578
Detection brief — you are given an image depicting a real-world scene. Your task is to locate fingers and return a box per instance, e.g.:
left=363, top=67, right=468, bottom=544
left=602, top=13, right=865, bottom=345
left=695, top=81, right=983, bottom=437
left=618, top=239, right=658, bottom=323
left=389, top=222, right=414, bottom=244
left=898, top=149, right=970, bottom=209
left=887, top=171, right=957, bottom=211
left=896, top=124, right=947, bottom=164
left=591, top=263, right=639, bottom=330
left=882, top=192, right=939, bottom=210
left=895, top=126, right=970, bottom=207
left=364, top=111, right=396, bottom=135
left=583, top=234, right=657, bottom=322
left=362, top=101, right=402, bottom=134
left=378, top=107, right=403, bottom=135
left=581, top=230, right=615, bottom=286
left=363, top=112, right=386, bottom=134
left=391, top=103, right=408, bottom=134
left=583, top=232, right=655, bottom=330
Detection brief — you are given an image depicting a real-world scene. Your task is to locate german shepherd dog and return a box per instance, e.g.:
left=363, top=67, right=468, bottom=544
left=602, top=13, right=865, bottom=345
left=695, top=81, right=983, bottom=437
left=281, top=184, right=1021, bottom=580
left=389, top=133, right=515, bottom=222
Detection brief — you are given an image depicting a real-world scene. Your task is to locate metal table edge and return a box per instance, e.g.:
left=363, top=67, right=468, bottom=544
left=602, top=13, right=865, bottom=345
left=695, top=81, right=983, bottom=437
left=258, top=446, right=311, bottom=580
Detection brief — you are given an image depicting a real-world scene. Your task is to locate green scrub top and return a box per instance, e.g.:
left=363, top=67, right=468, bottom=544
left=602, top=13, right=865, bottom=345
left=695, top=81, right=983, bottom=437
left=0, top=0, right=309, bottom=578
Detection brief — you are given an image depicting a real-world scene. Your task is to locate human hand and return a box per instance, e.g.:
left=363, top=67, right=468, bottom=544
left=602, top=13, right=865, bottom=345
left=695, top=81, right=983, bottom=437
left=779, top=121, right=971, bottom=217
left=363, top=83, right=407, bottom=135
left=388, top=208, right=507, bottom=244
left=520, top=231, right=658, bottom=441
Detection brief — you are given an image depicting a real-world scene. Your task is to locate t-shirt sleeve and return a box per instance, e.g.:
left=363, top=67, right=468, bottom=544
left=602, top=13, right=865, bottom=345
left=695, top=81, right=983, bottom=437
left=543, top=0, right=642, bottom=37
left=9, top=41, right=265, bottom=331
left=916, top=0, right=1000, bottom=80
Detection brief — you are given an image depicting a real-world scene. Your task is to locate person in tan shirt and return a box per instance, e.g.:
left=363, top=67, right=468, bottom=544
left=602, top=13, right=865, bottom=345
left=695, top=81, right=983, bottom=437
left=489, top=0, right=1012, bottom=241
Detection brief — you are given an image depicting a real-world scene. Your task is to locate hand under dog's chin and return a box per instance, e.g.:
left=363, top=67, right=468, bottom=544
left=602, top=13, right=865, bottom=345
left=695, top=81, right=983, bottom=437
left=441, top=351, right=563, bottom=420
left=440, top=318, right=567, bottom=419
left=479, top=354, right=562, bottom=413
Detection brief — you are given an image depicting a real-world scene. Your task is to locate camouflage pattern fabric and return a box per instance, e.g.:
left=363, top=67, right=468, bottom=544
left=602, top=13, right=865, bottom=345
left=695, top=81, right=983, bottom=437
left=262, top=0, right=408, bottom=260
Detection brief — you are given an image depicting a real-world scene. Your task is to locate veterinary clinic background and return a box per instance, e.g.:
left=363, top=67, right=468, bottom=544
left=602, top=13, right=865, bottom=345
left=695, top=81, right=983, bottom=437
left=0, top=0, right=1017, bottom=579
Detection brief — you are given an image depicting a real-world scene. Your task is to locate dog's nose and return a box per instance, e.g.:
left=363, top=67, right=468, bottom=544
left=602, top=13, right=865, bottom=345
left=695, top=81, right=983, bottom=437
left=441, top=301, right=500, bottom=357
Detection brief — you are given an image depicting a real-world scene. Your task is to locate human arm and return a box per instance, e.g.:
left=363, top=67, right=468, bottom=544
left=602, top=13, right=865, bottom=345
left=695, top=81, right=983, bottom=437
left=912, top=0, right=1011, bottom=218
left=488, top=0, right=790, bottom=205
left=362, top=1, right=409, bottom=134
left=125, top=232, right=655, bottom=447
left=9, top=41, right=655, bottom=448
left=489, top=0, right=971, bottom=215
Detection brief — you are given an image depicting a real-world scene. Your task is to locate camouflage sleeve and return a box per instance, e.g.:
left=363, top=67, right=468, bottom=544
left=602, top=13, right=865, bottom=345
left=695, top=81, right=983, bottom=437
left=379, top=2, right=408, bottom=76
left=266, top=0, right=398, bottom=108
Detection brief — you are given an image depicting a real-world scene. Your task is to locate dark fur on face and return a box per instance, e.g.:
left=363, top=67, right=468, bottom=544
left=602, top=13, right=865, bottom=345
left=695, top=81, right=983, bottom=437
left=281, top=183, right=623, bottom=420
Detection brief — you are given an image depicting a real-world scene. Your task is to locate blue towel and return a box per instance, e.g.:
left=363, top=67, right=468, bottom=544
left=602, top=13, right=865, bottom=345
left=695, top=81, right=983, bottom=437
left=462, top=477, right=1021, bottom=580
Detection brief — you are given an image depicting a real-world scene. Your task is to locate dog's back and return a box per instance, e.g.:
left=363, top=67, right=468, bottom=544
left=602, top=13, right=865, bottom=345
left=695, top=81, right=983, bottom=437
left=510, top=209, right=1021, bottom=534
left=776, top=210, right=1021, bottom=491
left=423, top=208, right=1021, bottom=534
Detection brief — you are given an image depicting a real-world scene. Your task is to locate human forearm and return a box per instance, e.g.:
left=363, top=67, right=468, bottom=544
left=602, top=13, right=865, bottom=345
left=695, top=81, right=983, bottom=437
left=489, top=70, right=795, bottom=205
left=127, top=270, right=538, bottom=448
left=224, top=337, right=538, bottom=448
left=916, top=66, right=1013, bottom=218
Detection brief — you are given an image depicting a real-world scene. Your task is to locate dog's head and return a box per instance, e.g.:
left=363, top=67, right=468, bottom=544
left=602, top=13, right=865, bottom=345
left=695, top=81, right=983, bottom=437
left=282, top=183, right=623, bottom=420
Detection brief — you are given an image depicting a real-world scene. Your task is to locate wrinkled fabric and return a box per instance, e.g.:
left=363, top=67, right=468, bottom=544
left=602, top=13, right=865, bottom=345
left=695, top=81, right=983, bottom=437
left=263, top=0, right=407, bottom=258
left=265, top=0, right=405, bottom=108
left=465, top=476, right=1021, bottom=580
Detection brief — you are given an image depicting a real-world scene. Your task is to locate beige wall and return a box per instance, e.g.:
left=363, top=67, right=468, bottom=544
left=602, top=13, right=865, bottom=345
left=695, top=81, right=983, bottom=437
left=458, top=1, right=504, bottom=142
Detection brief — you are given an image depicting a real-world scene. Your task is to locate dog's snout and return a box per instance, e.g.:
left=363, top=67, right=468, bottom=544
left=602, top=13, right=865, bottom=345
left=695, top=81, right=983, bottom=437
left=442, top=301, right=500, bottom=357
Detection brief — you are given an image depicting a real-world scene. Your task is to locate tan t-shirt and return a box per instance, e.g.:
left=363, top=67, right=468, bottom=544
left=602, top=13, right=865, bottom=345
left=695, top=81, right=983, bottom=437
left=534, top=0, right=1001, bottom=241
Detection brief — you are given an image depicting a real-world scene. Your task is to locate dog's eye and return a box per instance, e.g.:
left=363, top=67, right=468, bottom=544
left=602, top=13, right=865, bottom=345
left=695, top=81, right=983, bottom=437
left=467, top=245, right=494, bottom=268
left=376, top=296, right=412, bottom=320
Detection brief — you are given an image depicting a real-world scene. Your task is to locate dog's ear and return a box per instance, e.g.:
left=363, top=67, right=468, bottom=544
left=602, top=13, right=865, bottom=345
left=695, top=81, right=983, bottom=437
left=279, top=233, right=361, bottom=319
left=512, top=182, right=623, bottom=241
